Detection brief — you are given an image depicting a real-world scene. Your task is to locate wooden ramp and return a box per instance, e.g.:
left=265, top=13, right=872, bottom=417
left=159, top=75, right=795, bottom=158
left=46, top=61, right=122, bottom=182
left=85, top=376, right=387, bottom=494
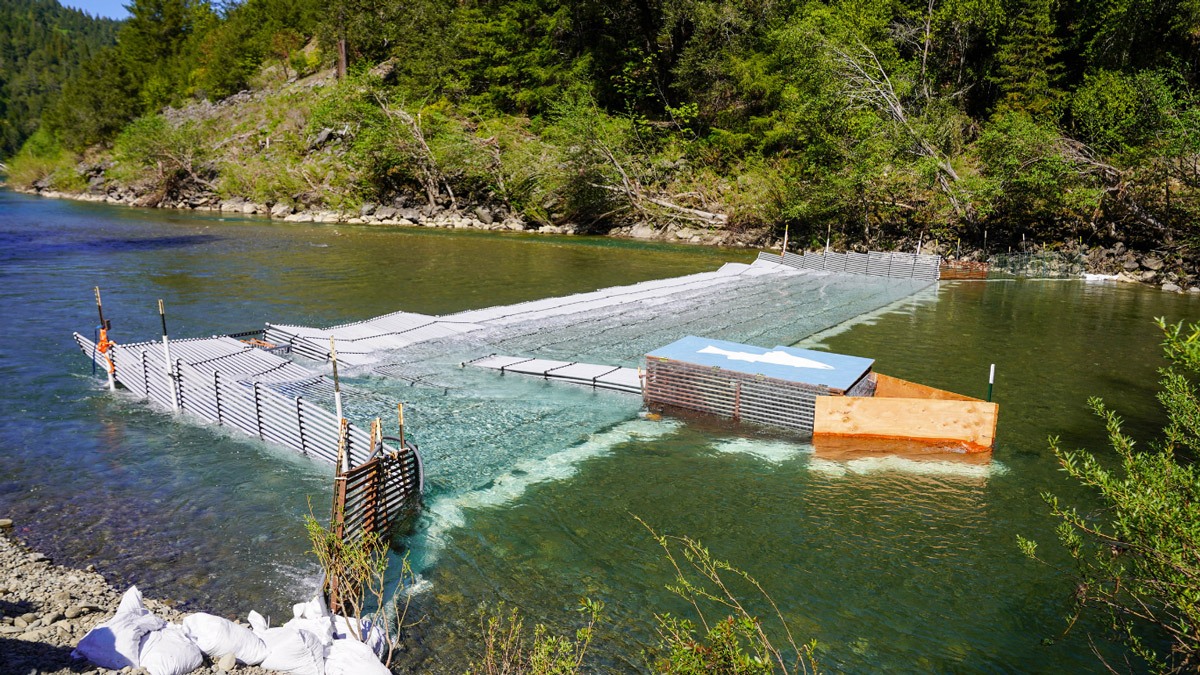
left=466, top=355, right=642, bottom=394
left=813, top=373, right=998, bottom=453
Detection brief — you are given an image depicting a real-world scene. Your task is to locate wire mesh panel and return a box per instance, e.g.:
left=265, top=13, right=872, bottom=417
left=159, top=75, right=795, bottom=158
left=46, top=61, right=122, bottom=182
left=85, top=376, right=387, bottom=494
left=987, top=251, right=1085, bottom=279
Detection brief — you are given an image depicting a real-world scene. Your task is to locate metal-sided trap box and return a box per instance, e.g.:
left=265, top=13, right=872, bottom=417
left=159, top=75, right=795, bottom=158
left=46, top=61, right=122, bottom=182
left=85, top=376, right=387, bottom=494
left=643, top=336, right=875, bottom=434
left=643, top=336, right=998, bottom=452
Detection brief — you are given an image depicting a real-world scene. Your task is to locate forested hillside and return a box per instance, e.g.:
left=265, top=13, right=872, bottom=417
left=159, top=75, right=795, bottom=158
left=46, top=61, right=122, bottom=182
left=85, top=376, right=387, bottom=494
left=0, top=0, right=118, bottom=157
left=9, top=0, right=1200, bottom=258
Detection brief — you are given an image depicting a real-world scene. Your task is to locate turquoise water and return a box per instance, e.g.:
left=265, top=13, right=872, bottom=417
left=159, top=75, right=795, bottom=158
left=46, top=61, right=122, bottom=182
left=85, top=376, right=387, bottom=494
left=1, top=190, right=1197, bottom=672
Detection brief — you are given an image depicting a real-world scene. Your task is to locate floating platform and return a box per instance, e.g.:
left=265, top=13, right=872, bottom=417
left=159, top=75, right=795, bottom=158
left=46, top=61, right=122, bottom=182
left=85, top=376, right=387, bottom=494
left=465, top=355, right=642, bottom=394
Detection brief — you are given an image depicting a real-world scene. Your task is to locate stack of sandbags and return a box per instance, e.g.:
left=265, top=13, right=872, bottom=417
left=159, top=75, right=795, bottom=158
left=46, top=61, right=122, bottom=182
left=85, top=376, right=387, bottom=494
left=73, top=586, right=204, bottom=675
left=74, top=586, right=391, bottom=675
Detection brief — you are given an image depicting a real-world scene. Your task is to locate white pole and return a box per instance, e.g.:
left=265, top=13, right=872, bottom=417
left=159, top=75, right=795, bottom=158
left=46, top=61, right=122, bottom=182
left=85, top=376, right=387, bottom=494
left=159, top=299, right=179, bottom=412
left=328, top=336, right=348, bottom=473
left=330, top=337, right=344, bottom=423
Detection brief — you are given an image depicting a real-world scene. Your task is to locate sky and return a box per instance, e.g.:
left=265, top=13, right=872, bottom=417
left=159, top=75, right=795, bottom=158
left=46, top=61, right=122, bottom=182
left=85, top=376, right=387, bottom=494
left=60, top=1, right=130, bottom=20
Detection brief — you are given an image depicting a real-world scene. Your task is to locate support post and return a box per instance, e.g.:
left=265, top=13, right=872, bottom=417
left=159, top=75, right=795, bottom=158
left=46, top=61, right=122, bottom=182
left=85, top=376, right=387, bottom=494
left=253, top=382, right=264, bottom=440
left=213, top=370, right=223, bottom=425
left=397, top=403, right=405, bottom=450
left=330, top=337, right=344, bottom=426
left=159, top=299, right=179, bottom=412
left=296, top=397, right=307, bottom=455
left=94, top=287, right=116, bottom=391
left=987, top=363, right=995, bottom=402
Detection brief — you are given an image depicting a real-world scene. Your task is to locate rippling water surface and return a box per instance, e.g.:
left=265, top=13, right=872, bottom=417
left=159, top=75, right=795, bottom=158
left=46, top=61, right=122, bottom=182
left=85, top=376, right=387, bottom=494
left=2, top=190, right=1197, bottom=672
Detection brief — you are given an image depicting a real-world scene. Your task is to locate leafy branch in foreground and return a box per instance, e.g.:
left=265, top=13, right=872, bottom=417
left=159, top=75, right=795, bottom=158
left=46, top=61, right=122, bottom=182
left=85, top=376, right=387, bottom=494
left=467, top=598, right=603, bottom=675
left=1021, top=319, right=1200, bottom=673
left=304, top=505, right=418, bottom=667
left=638, top=517, right=819, bottom=674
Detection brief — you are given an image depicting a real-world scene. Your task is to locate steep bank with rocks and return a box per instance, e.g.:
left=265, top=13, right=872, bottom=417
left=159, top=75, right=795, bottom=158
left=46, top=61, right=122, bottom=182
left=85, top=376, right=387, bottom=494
left=0, top=522, right=272, bottom=675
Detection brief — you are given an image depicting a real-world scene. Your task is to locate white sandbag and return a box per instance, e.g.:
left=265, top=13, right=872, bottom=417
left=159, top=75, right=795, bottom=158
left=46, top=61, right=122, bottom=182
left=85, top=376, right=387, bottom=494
left=325, top=638, right=391, bottom=675
left=257, top=627, right=326, bottom=675
left=332, top=615, right=388, bottom=658
left=118, top=585, right=148, bottom=614
left=181, top=612, right=268, bottom=665
left=73, top=586, right=166, bottom=670
left=247, top=609, right=269, bottom=633
left=292, top=593, right=330, bottom=620
left=139, top=623, right=204, bottom=675
left=284, top=615, right=334, bottom=647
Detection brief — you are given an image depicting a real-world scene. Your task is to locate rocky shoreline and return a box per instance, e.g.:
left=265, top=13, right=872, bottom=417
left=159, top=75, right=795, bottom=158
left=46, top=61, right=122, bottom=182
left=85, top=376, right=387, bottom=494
left=0, top=521, right=273, bottom=675
left=12, top=185, right=1199, bottom=292
left=17, top=184, right=761, bottom=248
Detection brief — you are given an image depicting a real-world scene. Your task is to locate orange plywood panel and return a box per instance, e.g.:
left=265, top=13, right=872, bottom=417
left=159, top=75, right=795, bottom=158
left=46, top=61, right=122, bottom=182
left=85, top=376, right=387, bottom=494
left=873, top=373, right=981, bottom=402
left=813, top=395, right=998, bottom=452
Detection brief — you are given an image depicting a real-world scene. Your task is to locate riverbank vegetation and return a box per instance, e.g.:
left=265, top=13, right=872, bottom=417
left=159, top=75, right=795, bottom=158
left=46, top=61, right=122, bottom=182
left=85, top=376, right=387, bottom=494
left=5, top=0, right=1200, bottom=257
left=1022, top=320, right=1200, bottom=672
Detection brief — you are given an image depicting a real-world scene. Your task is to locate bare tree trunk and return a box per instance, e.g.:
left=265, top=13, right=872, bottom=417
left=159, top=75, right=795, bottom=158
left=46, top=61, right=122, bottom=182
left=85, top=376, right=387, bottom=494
left=830, top=38, right=974, bottom=222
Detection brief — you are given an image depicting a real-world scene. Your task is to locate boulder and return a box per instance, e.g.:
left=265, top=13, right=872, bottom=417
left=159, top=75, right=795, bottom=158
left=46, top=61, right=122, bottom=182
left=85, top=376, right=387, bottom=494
left=473, top=207, right=494, bottom=225
left=1162, top=282, right=1182, bottom=293
left=375, top=206, right=397, bottom=219
left=629, top=223, right=658, bottom=239
left=270, top=202, right=293, bottom=218
left=360, top=203, right=378, bottom=217
left=1143, top=256, right=1164, bottom=271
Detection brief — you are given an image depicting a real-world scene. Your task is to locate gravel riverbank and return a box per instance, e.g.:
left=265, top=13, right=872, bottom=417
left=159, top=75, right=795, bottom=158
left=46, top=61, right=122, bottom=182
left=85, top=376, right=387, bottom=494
left=0, top=520, right=273, bottom=675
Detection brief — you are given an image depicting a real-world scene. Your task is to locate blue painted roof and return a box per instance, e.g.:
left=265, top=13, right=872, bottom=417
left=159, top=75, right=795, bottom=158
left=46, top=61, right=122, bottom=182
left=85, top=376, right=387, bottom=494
left=646, top=336, right=874, bottom=391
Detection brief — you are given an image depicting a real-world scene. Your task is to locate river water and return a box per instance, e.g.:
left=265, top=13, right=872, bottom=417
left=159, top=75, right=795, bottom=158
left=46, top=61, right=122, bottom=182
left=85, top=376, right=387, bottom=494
left=1, top=190, right=1196, bottom=672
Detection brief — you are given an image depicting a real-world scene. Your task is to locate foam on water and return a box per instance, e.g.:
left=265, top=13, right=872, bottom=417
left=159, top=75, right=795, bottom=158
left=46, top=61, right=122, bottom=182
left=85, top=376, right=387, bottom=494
left=407, top=415, right=681, bottom=570
left=807, top=455, right=1008, bottom=479
left=711, top=437, right=812, bottom=463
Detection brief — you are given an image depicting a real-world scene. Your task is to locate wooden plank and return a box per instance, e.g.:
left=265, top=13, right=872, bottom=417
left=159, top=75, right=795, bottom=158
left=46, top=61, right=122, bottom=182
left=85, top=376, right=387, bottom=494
left=873, top=373, right=980, bottom=402
left=813, top=395, right=998, bottom=452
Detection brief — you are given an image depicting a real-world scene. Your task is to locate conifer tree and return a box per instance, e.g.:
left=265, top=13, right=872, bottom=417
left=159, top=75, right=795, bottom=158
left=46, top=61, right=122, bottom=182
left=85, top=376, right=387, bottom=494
left=992, top=0, right=1063, bottom=118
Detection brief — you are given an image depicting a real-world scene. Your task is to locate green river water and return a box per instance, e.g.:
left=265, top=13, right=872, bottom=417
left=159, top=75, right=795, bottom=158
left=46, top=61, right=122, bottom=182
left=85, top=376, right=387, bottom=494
left=1, top=190, right=1196, bottom=672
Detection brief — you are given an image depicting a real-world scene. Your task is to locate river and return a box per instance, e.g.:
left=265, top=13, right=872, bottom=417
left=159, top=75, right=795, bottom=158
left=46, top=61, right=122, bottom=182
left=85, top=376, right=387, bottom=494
left=1, top=190, right=1195, bottom=672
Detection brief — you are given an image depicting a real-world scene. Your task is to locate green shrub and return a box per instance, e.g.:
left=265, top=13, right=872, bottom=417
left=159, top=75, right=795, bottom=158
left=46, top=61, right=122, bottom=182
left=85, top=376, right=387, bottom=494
left=5, top=128, right=85, bottom=191
left=111, top=115, right=214, bottom=202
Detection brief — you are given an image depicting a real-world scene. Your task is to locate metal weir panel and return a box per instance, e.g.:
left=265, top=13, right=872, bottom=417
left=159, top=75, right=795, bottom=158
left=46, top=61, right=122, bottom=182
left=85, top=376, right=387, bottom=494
left=74, top=333, right=378, bottom=467
left=759, top=250, right=942, bottom=281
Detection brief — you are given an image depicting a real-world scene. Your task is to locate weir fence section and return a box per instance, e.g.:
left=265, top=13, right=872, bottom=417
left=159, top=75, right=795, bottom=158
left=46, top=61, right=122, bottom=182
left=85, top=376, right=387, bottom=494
left=759, top=250, right=942, bottom=281
left=73, top=333, right=423, bottom=540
